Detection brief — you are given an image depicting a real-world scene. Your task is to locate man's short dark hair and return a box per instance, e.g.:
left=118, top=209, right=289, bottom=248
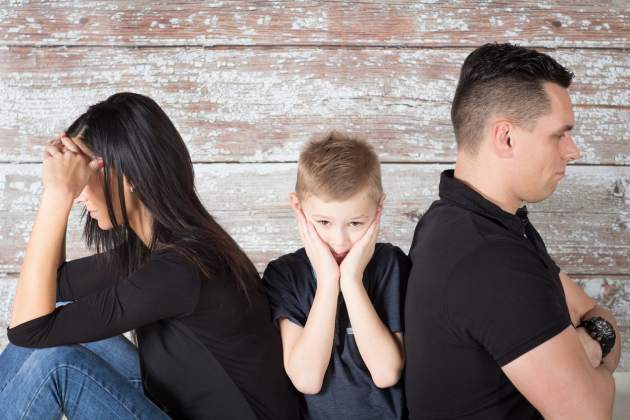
left=451, top=43, right=574, bottom=154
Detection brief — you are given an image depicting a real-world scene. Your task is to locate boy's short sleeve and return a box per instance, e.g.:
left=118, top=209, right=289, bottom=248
left=262, top=260, right=308, bottom=328
left=369, top=245, right=410, bottom=334
left=447, top=241, right=571, bottom=367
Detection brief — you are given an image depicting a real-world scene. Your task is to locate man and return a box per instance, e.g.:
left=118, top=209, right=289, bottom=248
left=404, top=43, right=621, bottom=419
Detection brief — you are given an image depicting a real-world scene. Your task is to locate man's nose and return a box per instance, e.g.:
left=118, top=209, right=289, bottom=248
left=563, top=134, right=581, bottom=162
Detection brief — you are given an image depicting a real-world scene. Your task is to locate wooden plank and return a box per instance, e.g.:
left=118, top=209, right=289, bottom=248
left=0, top=163, right=628, bottom=275
left=1, top=274, right=629, bottom=370
left=0, top=47, right=628, bottom=164
left=0, top=1, right=628, bottom=48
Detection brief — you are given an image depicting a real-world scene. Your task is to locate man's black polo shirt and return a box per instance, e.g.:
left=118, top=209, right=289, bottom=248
left=404, top=170, right=571, bottom=419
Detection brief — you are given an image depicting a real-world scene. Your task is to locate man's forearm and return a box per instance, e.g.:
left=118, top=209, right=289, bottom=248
left=587, top=363, right=616, bottom=419
left=559, top=272, right=621, bottom=371
left=582, top=304, right=621, bottom=372
left=546, top=364, right=615, bottom=420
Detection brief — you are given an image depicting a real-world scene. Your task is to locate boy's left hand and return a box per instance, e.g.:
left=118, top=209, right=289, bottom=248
left=339, top=210, right=381, bottom=286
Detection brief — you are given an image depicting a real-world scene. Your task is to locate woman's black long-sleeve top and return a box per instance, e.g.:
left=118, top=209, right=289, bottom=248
left=7, top=250, right=298, bottom=420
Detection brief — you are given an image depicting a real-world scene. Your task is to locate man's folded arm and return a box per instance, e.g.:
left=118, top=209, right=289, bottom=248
left=502, top=325, right=615, bottom=420
left=559, top=271, right=621, bottom=371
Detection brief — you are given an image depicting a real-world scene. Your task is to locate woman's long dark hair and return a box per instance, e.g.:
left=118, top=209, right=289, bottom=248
left=66, top=92, right=259, bottom=300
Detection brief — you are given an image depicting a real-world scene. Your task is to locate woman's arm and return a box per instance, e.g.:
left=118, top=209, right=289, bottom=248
left=56, top=254, right=116, bottom=301
left=59, top=219, right=67, bottom=269
left=10, top=188, right=73, bottom=327
left=8, top=250, right=200, bottom=347
left=10, top=138, right=97, bottom=327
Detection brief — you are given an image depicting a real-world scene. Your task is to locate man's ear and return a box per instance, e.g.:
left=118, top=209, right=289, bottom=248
left=490, top=120, right=514, bottom=159
left=289, top=192, right=301, bottom=212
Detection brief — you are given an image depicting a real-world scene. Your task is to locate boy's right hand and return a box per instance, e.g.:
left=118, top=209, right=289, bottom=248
left=294, top=209, right=340, bottom=290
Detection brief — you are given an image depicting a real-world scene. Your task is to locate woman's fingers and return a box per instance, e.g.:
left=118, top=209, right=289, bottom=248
left=45, top=144, right=63, bottom=157
left=88, top=157, right=103, bottom=170
left=42, top=132, right=100, bottom=197
left=59, top=133, right=80, bottom=153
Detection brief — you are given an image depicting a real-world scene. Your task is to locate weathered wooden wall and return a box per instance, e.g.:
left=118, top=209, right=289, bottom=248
left=0, top=0, right=628, bottom=381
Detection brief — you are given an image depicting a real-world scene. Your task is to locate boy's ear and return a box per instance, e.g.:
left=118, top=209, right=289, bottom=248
left=289, top=192, right=301, bottom=212
left=378, top=193, right=386, bottom=213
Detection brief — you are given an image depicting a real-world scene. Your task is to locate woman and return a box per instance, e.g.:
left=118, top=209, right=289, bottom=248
left=1, top=92, right=298, bottom=419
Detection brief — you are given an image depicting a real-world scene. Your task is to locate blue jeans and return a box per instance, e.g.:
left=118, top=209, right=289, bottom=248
left=0, top=336, right=170, bottom=420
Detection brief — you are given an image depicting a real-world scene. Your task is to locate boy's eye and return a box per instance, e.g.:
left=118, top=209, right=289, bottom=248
left=349, top=222, right=364, bottom=227
left=317, top=220, right=330, bottom=226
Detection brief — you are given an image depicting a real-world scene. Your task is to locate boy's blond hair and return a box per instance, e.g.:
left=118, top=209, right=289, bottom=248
left=296, top=131, right=383, bottom=203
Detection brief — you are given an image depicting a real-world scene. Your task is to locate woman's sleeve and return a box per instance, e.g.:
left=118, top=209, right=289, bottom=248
left=8, top=251, right=200, bottom=347
left=56, top=254, right=115, bottom=301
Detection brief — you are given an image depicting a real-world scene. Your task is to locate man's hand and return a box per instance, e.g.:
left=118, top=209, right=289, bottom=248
left=576, top=326, right=603, bottom=368
left=559, top=271, right=621, bottom=372
left=503, top=325, right=614, bottom=419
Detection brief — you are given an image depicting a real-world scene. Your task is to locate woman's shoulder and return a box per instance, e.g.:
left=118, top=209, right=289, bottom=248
left=143, top=248, right=201, bottom=284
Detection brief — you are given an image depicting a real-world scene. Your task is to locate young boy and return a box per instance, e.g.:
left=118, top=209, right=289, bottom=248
left=263, top=131, right=410, bottom=420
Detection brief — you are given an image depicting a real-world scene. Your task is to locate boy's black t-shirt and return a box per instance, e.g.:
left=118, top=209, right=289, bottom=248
left=264, top=242, right=410, bottom=420
left=404, top=170, right=572, bottom=419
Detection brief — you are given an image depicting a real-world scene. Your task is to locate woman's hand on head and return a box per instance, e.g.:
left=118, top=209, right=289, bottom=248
left=42, top=133, right=101, bottom=199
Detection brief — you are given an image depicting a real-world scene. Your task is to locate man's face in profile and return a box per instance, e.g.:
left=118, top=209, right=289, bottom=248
left=508, top=82, right=581, bottom=204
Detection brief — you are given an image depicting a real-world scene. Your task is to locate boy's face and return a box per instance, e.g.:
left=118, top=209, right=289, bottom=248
left=294, top=188, right=382, bottom=264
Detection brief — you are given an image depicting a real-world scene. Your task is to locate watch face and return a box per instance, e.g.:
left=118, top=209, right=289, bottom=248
left=594, top=318, right=615, bottom=339
left=584, top=317, right=616, bottom=359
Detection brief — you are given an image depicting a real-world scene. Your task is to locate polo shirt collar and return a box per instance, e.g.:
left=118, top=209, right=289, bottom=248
left=439, top=169, right=528, bottom=236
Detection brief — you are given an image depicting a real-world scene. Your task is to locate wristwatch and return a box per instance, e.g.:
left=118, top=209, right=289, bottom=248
left=578, top=316, right=616, bottom=360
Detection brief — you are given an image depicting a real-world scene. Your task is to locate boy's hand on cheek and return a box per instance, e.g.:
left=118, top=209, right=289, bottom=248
left=294, top=209, right=340, bottom=291
left=339, top=211, right=381, bottom=288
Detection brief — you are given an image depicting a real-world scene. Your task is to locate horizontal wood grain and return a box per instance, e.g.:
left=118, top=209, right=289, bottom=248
left=0, top=47, right=628, bottom=164
left=0, top=1, right=628, bottom=48
left=0, top=163, right=627, bottom=275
